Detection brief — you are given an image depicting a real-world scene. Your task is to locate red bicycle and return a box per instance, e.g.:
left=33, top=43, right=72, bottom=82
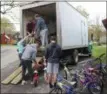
left=33, top=61, right=44, bottom=87
left=33, top=70, right=39, bottom=87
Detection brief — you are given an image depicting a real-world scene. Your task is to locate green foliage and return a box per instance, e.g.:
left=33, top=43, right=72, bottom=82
left=88, top=17, right=105, bottom=44
left=1, top=17, right=16, bottom=34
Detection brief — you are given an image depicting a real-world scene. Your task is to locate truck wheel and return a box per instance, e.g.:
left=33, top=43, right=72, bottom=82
left=89, top=53, right=92, bottom=57
left=73, top=50, right=79, bottom=64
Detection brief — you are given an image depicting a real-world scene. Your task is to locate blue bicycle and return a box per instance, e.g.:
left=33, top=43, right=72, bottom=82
left=49, top=74, right=77, bottom=94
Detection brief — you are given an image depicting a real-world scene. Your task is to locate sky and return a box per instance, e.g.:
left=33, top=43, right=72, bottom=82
left=1, top=2, right=106, bottom=31
left=71, top=2, right=106, bottom=24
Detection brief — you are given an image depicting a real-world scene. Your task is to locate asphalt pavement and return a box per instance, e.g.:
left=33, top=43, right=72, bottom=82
left=1, top=45, right=19, bottom=69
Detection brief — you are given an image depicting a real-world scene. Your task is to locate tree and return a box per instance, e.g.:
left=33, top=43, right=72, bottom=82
left=13, top=32, right=20, bottom=40
left=88, top=16, right=104, bottom=45
left=76, top=5, right=89, bottom=19
left=94, top=17, right=103, bottom=44
left=1, top=17, right=16, bottom=35
left=1, top=0, right=36, bottom=14
left=1, top=0, right=19, bottom=14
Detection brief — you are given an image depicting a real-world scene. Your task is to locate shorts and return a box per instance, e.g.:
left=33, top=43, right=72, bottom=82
left=47, top=63, right=59, bottom=74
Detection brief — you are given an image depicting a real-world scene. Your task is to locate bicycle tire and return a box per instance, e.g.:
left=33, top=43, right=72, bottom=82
left=57, top=88, right=63, bottom=94
left=88, top=82, right=102, bottom=94
left=34, top=80, right=38, bottom=87
left=49, top=88, right=55, bottom=94
left=64, top=70, right=67, bottom=80
left=49, top=88, right=62, bottom=94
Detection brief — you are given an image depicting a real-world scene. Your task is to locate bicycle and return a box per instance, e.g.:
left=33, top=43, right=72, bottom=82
left=49, top=74, right=77, bottom=94
left=74, top=53, right=106, bottom=94
left=33, top=59, right=44, bottom=87
left=74, top=68, right=102, bottom=94
left=60, top=59, right=77, bottom=83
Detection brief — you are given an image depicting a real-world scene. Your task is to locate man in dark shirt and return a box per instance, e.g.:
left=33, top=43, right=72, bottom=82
left=26, top=18, right=36, bottom=43
left=35, top=14, right=48, bottom=47
left=26, top=19, right=35, bottom=33
left=44, top=36, right=62, bottom=88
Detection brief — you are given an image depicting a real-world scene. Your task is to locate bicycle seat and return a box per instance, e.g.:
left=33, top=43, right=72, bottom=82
left=88, top=68, right=94, bottom=71
left=43, top=67, right=47, bottom=71
left=88, top=68, right=99, bottom=74
left=34, top=70, right=38, bottom=73
left=69, top=81, right=76, bottom=85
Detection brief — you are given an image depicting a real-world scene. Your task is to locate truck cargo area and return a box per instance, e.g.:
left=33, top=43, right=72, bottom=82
left=23, top=3, right=57, bottom=41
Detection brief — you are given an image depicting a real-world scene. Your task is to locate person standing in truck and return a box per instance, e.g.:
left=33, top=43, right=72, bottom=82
left=34, top=14, right=48, bottom=47
left=26, top=18, right=36, bottom=44
left=21, top=40, right=41, bottom=85
left=44, top=36, right=62, bottom=88
left=26, top=17, right=35, bottom=35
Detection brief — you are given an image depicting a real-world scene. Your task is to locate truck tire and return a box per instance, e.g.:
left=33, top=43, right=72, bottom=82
left=73, top=50, right=79, bottom=64
left=89, top=53, right=92, bottom=57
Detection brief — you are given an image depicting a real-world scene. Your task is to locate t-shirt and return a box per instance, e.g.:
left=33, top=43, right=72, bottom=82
left=21, top=44, right=37, bottom=62
left=26, top=21, right=35, bottom=33
left=17, top=42, right=24, bottom=54
left=45, top=43, right=62, bottom=63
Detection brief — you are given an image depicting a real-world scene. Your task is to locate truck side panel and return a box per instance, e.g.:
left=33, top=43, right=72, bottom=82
left=58, top=2, right=88, bottom=50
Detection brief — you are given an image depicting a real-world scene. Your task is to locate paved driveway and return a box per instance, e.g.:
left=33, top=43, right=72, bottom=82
left=1, top=45, right=19, bottom=69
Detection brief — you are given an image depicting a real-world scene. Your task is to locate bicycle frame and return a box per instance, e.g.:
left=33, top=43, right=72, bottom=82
left=64, top=65, right=73, bottom=78
left=61, top=62, right=75, bottom=80
left=75, top=68, right=102, bottom=91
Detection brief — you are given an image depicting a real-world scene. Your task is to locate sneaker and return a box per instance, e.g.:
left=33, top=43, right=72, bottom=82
left=21, top=80, right=27, bottom=85
left=31, top=81, right=34, bottom=85
left=49, top=83, right=53, bottom=88
left=54, top=83, right=57, bottom=87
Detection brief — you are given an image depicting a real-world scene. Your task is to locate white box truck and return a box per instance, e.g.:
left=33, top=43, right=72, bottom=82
left=20, top=2, right=91, bottom=64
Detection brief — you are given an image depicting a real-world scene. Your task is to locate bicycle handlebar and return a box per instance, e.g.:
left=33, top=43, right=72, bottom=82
left=60, top=59, right=69, bottom=66
left=94, top=53, right=105, bottom=62
left=99, top=53, right=105, bottom=58
left=87, top=53, right=105, bottom=64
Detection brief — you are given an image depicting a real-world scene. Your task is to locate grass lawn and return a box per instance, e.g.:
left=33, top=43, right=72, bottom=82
left=92, top=45, right=106, bottom=63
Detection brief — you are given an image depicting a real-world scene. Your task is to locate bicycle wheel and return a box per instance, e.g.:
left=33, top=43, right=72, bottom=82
left=64, top=71, right=67, bottom=80
left=33, top=80, right=38, bottom=87
left=57, top=88, right=63, bottom=94
left=88, top=82, right=102, bottom=94
left=49, top=88, right=62, bottom=94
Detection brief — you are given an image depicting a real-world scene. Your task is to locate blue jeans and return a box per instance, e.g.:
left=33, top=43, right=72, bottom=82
left=18, top=53, right=22, bottom=66
left=40, top=29, right=48, bottom=46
